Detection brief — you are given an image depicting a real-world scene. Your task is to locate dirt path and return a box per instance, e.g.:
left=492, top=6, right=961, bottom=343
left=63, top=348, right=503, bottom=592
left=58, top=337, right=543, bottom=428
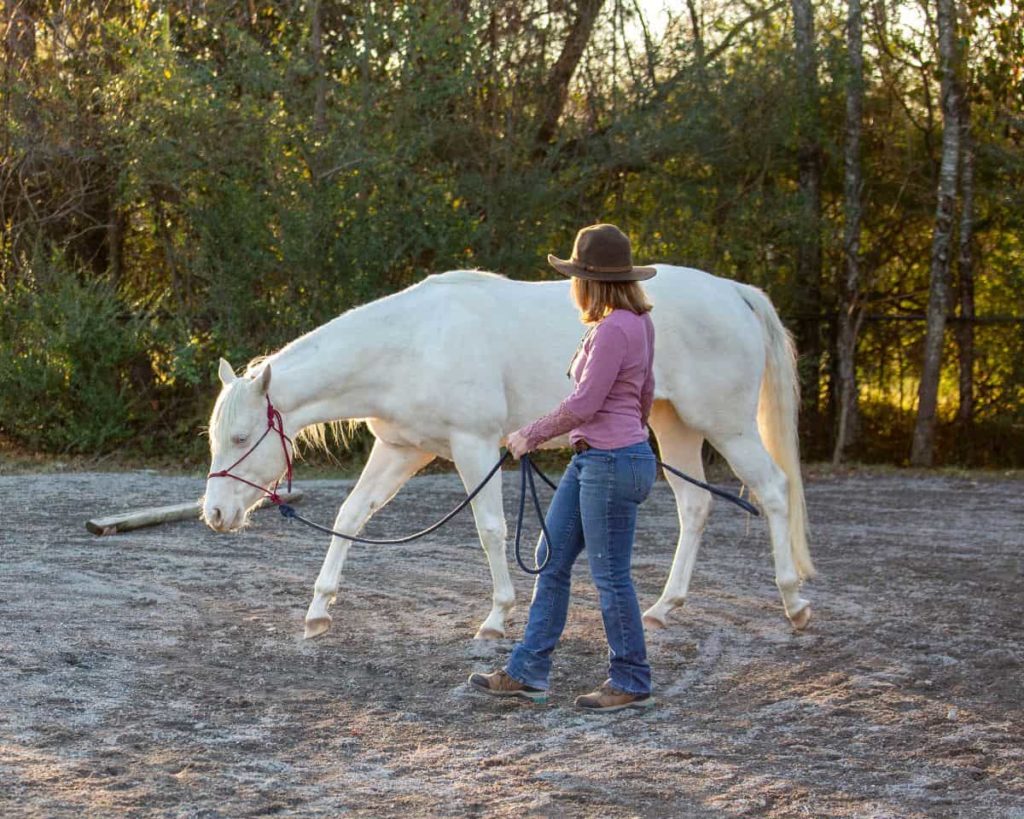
left=1, top=469, right=1022, bottom=817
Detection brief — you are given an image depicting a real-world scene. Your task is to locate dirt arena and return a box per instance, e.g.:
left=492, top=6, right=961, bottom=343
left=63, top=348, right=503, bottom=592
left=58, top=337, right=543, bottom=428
left=1, top=467, right=1022, bottom=817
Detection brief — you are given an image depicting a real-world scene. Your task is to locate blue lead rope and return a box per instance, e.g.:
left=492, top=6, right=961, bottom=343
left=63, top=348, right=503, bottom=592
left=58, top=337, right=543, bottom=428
left=514, top=454, right=555, bottom=574
left=277, top=449, right=758, bottom=575
left=524, top=453, right=760, bottom=517
left=276, top=451, right=512, bottom=545
left=654, top=461, right=760, bottom=516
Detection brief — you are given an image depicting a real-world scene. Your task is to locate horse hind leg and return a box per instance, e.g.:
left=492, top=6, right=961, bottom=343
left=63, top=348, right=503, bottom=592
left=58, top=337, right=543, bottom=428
left=712, top=429, right=811, bottom=629
left=643, top=401, right=712, bottom=630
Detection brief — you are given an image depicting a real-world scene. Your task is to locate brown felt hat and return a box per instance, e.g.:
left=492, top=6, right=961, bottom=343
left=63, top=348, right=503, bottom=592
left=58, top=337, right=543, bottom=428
left=547, top=223, right=656, bottom=282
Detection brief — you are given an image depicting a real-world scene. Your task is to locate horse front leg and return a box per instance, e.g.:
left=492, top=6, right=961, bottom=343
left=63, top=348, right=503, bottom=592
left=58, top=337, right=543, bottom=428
left=451, top=432, right=514, bottom=640
left=304, top=439, right=434, bottom=639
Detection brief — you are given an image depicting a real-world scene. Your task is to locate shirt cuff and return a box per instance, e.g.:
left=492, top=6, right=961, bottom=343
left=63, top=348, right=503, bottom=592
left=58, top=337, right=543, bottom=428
left=517, top=404, right=583, bottom=451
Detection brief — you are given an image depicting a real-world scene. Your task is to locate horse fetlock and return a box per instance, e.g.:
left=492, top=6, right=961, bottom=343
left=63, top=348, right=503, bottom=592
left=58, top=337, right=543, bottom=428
left=312, top=585, right=338, bottom=602
left=776, top=576, right=805, bottom=614
left=304, top=587, right=334, bottom=638
left=476, top=604, right=510, bottom=639
left=475, top=614, right=507, bottom=639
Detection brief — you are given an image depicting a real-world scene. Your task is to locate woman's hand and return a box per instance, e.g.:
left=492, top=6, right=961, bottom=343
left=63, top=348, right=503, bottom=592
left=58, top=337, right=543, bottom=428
left=506, top=429, right=531, bottom=459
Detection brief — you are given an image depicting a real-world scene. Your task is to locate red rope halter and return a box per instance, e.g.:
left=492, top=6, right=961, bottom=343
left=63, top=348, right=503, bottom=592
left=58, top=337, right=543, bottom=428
left=207, top=396, right=294, bottom=504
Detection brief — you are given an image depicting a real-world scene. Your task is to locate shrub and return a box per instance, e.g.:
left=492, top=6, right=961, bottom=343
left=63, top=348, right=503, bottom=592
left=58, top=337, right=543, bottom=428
left=0, top=260, right=148, bottom=453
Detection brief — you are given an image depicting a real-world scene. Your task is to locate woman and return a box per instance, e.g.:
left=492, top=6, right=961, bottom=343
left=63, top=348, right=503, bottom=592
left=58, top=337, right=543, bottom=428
left=469, top=223, right=658, bottom=713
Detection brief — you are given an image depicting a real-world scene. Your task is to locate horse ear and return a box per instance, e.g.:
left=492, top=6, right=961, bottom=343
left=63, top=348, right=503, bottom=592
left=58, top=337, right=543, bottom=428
left=256, top=364, right=272, bottom=395
left=218, top=358, right=237, bottom=386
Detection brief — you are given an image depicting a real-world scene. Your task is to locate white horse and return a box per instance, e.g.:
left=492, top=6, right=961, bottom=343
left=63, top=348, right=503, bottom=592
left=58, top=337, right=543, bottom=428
left=203, top=267, right=814, bottom=640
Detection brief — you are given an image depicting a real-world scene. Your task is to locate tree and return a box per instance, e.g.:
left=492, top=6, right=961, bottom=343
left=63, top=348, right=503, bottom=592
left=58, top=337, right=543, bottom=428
left=911, top=0, right=961, bottom=466
left=535, top=0, right=606, bottom=148
left=790, top=0, right=824, bottom=428
left=955, top=7, right=976, bottom=428
left=1, top=0, right=1022, bottom=465
left=833, top=0, right=864, bottom=464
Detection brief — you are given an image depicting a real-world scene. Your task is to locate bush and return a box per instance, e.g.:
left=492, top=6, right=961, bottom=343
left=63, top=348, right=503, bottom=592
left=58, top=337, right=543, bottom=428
left=0, top=261, right=148, bottom=453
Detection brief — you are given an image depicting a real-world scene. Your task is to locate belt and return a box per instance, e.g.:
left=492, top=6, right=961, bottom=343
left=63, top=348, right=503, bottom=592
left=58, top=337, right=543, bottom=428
left=572, top=440, right=591, bottom=454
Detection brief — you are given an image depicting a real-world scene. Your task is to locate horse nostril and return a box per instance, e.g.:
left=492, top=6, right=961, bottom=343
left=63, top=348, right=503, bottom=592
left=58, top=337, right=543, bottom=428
left=210, top=506, right=223, bottom=526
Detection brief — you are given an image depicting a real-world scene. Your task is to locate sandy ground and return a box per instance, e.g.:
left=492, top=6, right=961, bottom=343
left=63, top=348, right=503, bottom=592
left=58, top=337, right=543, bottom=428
left=1, top=467, right=1022, bottom=818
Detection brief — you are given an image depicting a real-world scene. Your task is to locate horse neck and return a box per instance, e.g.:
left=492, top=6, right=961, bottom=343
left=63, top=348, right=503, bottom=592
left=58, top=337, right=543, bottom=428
left=267, top=302, right=406, bottom=430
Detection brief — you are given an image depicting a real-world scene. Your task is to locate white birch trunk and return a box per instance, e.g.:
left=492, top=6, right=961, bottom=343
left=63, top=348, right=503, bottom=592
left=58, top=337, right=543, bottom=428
left=833, top=0, right=864, bottom=465
left=911, top=0, right=961, bottom=466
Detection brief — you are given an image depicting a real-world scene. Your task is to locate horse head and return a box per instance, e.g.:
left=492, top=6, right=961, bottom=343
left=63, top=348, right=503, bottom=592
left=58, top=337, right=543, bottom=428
left=203, top=358, right=291, bottom=532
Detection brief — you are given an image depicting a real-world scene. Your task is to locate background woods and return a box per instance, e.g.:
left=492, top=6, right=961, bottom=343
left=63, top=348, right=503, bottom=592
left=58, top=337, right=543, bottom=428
left=0, top=0, right=1021, bottom=466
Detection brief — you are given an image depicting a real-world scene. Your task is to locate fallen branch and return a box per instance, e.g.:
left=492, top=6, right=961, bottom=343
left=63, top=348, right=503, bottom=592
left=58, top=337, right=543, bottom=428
left=85, top=491, right=304, bottom=536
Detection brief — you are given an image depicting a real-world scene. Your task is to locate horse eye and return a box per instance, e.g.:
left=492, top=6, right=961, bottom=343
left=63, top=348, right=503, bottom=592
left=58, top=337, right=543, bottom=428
left=231, top=434, right=249, bottom=446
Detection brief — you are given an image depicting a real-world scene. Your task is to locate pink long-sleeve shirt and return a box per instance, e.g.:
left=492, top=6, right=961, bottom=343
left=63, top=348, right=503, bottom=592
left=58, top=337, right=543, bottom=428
left=518, top=309, right=655, bottom=451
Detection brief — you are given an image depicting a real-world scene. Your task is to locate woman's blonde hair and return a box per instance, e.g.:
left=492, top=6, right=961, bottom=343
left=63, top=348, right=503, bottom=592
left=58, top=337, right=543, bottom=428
left=571, top=277, right=653, bottom=324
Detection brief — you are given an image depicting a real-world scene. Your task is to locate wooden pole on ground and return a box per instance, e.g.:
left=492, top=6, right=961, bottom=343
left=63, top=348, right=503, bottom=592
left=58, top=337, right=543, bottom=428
left=85, top=491, right=304, bottom=536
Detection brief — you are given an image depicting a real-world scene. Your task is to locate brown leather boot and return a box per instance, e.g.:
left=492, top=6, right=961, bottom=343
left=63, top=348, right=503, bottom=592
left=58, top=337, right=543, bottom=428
left=468, top=669, right=548, bottom=703
left=574, top=681, right=654, bottom=713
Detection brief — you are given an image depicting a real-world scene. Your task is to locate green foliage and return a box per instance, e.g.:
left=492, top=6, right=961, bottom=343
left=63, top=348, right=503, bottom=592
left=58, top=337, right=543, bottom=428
left=0, top=0, right=1021, bottom=465
left=0, top=257, right=144, bottom=452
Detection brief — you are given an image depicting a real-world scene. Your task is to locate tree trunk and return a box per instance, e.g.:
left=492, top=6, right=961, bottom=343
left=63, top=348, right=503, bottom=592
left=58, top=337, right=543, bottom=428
left=535, top=0, right=606, bottom=147
left=910, top=0, right=960, bottom=467
left=833, top=0, right=864, bottom=465
left=955, top=72, right=975, bottom=427
left=790, top=0, right=824, bottom=432
left=686, top=0, right=707, bottom=85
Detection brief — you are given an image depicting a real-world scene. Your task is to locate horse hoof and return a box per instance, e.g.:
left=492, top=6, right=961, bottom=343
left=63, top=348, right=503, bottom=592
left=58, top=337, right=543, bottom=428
left=789, top=606, right=812, bottom=631
left=474, top=627, right=504, bottom=640
left=642, top=614, right=667, bottom=630
left=303, top=616, right=332, bottom=639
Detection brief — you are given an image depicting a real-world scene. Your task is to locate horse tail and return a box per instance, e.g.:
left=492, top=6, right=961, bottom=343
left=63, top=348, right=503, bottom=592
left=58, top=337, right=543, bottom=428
left=736, top=283, right=815, bottom=579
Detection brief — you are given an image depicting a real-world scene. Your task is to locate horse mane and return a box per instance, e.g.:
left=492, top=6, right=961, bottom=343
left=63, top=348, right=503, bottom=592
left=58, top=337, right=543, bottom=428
left=295, top=418, right=363, bottom=456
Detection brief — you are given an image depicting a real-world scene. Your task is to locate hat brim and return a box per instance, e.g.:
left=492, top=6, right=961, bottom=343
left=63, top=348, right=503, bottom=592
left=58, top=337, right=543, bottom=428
left=547, top=254, right=657, bottom=282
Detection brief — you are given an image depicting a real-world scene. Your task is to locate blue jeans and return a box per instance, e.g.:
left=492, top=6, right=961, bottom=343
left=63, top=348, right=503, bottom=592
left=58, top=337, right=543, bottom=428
left=505, top=440, right=657, bottom=695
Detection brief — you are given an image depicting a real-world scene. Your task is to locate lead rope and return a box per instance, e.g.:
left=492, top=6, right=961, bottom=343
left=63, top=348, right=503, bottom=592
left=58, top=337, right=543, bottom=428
left=277, top=452, right=758, bottom=574
left=277, top=453, right=553, bottom=575
left=277, top=451, right=510, bottom=544
left=524, top=456, right=759, bottom=516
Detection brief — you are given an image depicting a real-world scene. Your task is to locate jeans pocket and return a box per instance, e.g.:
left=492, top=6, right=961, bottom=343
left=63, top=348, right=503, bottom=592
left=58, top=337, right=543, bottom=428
left=628, top=454, right=657, bottom=502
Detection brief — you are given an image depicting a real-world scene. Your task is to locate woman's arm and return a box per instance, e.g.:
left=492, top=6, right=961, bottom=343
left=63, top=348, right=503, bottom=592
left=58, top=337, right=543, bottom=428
left=513, top=322, right=627, bottom=452
left=640, top=370, right=654, bottom=428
